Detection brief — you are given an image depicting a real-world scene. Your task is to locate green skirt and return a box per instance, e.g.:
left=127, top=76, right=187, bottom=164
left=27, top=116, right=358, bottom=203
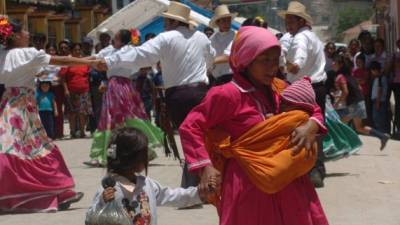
left=89, top=118, right=164, bottom=164
left=323, top=101, right=362, bottom=161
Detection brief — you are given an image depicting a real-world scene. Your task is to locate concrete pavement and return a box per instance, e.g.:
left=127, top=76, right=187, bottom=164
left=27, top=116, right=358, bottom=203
left=1, top=134, right=400, bottom=225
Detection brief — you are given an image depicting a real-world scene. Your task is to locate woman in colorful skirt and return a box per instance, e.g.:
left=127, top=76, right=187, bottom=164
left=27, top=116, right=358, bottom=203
left=84, top=29, right=163, bottom=167
left=323, top=97, right=363, bottom=160
left=0, top=16, right=95, bottom=212
left=179, top=26, right=329, bottom=225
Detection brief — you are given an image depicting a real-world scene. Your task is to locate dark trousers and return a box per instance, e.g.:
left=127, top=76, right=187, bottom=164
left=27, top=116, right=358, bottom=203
left=52, top=85, right=65, bottom=139
left=0, top=84, right=4, bottom=100
left=372, top=100, right=391, bottom=134
left=165, top=83, right=208, bottom=188
left=39, top=111, right=55, bottom=139
left=214, top=74, right=233, bottom=86
left=312, top=82, right=327, bottom=179
left=88, top=86, right=103, bottom=133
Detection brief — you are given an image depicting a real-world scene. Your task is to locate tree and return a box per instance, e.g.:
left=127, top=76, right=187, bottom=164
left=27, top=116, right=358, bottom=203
left=336, top=6, right=373, bottom=39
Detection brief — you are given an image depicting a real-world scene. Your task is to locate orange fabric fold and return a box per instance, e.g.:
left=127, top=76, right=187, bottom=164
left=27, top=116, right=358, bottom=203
left=205, top=110, right=317, bottom=206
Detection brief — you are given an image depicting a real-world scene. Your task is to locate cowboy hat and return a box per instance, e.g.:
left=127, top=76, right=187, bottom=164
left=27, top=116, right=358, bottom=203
left=96, top=28, right=113, bottom=38
left=278, top=1, right=313, bottom=24
left=209, top=4, right=238, bottom=28
left=162, top=1, right=197, bottom=27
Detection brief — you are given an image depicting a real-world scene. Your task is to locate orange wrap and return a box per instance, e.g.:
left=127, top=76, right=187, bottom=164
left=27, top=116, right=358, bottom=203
left=205, top=110, right=317, bottom=206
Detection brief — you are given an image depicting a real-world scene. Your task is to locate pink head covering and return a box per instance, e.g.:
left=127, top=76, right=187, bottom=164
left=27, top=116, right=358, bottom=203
left=229, top=26, right=281, bottom=75
left=281, top=77, right=316, bottom=113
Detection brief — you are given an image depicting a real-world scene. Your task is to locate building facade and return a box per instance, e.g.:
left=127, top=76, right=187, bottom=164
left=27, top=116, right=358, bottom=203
left=1, top=0, right=110, bottom=45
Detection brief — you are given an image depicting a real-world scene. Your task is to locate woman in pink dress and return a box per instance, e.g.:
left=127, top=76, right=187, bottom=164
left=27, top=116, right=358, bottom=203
left=179, top=26, right=329, bottom=225
left=0, top=16, right=94, bottom=212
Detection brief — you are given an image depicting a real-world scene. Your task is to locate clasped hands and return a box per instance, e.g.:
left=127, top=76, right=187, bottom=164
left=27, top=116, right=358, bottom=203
left=89, top=58, right=108, bottom=71
left=198, top=165, right=221, bottom=202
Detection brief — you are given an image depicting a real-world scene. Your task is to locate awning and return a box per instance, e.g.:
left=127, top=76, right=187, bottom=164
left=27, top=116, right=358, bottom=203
left=87, top=0, right=281, bottom=42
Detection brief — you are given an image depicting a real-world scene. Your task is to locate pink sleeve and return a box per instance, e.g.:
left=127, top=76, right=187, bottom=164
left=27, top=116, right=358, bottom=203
left=179, top=85, right=238, bottom=172
left=310, top=104, right=328, bottom=134
left=336, top=74, right=347, bottom=85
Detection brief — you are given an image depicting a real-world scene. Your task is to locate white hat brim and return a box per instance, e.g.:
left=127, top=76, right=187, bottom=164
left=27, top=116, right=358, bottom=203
left=161, top=13, right=198, bottom=27
left=209, top=13, right=238, bottom=28
left=278, top=11, right=313, bottom=24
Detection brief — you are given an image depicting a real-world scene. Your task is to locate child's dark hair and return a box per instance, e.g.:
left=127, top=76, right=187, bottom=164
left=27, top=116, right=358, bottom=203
left=369, top=60, right=382, bottom=71
left=45, top=42, right=58, bottom=52
left=333, top=54, right=352, bottom=76
left=242, top=17, right=268, bottom=29
left=107, top=127, right=149, bottom=175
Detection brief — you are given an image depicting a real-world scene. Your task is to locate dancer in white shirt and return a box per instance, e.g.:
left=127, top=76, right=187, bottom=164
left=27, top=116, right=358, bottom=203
left=278, top=1, right=327, bottom=188
left=209, top=5, right=237, bottom=85
left=95, top=2, right=215, bottom=193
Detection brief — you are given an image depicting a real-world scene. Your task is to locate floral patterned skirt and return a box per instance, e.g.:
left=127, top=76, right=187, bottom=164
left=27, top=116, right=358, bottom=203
left=0, top=87, right=75, bottom=212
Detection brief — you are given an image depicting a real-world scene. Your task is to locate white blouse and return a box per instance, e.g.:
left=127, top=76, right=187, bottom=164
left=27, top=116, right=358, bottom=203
left=0, top=47, right=51, bottom=88
left=286, top=27, right=327, bottom=84
left=96, top=45, right=139, bottom=79
left=210, top=30, right=235, bottom=78
left=104, top=26, right=216, bottom=89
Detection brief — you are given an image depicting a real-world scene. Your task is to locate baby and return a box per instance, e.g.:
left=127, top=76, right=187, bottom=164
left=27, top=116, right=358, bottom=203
left=281, top=77, right=317, bottom=115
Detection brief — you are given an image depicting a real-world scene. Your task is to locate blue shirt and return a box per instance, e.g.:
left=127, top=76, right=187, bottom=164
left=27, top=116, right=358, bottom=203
left=36, top=90, right=54, bottom=111
left=371, top=76, right=388, bottom=102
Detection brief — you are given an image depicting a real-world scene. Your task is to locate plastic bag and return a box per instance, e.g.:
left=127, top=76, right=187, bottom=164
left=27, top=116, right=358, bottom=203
left=97, top=200, right=133, bottom=225
left=86, top=176, right=133, bottom=225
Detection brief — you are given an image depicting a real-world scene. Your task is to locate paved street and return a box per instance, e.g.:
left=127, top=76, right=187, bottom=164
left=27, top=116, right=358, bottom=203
left=1, top=134, right=400, bottom=225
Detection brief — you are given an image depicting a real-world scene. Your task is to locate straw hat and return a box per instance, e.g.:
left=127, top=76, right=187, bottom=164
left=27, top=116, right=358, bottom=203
left=162, top=1, right=197, bottom=27
left=209, top=4, right=238, bottom=28
left=278, top=1, right=313, bottom=25
left=96, top=28, right=113, bottom=38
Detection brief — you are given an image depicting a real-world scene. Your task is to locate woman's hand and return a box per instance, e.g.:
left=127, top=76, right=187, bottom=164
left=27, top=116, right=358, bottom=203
left=102, top=187, right=116, bottom=202
left=199, top=165, right=221, bottom=196
left=286, top=62, right=300, bottom=74
left=290, top=119, right=319, bottom=158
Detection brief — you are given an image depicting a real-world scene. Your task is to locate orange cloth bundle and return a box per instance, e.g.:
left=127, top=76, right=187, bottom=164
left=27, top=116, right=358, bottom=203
left=205, top=110, right=317, bottom=205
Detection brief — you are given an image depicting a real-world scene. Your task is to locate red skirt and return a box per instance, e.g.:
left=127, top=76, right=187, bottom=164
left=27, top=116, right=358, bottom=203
left=219, top=159, right=329, bottom=225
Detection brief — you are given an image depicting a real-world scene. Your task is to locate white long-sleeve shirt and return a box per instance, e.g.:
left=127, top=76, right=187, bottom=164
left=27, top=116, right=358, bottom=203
left=210, top=30, right=235, bottom=78
left=86, top=175, right=201, bottom=225
left=286, top=27, right=327, bottom=84
left=96, top=45, right=139, bottom=79
left=105, top=26, right=216, bottom=89
left=0, top=48, right=51, bottom=88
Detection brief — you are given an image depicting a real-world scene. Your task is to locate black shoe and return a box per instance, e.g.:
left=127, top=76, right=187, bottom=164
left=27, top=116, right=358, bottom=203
left=309, top=170, right=324, bottom=188
left=380, top=134, right=390, bottom=151
left=177, top=204, right=203, bottom=210
left=83, top=160, right=100, bottom=167
left=58, top=192, right=84, bottom=211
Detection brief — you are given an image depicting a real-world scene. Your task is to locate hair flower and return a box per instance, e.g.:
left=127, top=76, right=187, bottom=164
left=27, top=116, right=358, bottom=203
left=130, top=29, right=141, bottom=46
left=0, top=15, right=13, bottom=44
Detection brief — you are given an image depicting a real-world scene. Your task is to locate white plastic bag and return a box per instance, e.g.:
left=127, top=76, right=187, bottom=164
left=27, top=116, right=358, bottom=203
left=86, top=176, right=133, bottom=225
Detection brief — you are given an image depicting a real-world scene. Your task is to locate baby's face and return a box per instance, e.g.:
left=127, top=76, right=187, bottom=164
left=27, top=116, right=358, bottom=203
left=280, top=101, right=293, bottom=113
left=280, top=101, right=303, bottom=113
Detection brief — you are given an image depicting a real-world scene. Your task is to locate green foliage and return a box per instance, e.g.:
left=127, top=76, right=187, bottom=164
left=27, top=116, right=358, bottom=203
left=229, top=1, right=270, bottom=19
left=336, top=6, right=373, bottom=36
